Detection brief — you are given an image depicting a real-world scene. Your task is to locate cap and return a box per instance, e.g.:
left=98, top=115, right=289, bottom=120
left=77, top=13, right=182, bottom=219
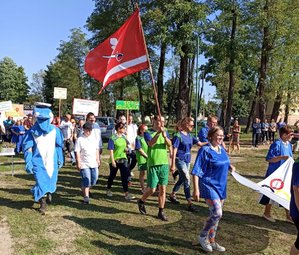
left=83, top=122, right=93, bottom=130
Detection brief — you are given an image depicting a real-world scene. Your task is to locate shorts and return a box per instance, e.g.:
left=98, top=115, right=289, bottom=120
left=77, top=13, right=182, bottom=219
left=80, top=167, right=98, bottom=187
left=138, top=163, right=147, bottom=171
left=147, top=164, right=169, bottom=188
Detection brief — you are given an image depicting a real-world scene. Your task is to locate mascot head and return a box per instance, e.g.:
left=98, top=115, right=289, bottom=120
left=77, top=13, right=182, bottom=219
left=32, top=102, right=54, bottom=135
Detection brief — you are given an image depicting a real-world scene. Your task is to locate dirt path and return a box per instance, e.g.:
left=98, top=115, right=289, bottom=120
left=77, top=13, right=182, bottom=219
left=0, top=216, right=13, bottom=255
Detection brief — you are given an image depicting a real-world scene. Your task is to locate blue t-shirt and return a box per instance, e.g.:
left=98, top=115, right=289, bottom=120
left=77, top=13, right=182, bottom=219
left=191, top=145, right=230, bottom=200
left=265, top=139, right=293, bottom=177
left=198, top=125, right=209, bottom=142
left=172, top=132, right=198, bottom=163
left=290, top=159, right=299, bottom=220
left=252, top=122, right=262, bottom=134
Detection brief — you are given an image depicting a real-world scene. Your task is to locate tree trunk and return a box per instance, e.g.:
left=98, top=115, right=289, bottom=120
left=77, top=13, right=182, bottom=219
left=157, top=41, right=167, bottom=114
left=224, top=3, right=237, bottom=134
left=284, top=91, right=291, bottom=123
left=270, top=92, right=282, bottom=121
left=245, top=84, right=259, bottom=133
left=177, top=44, right=190, bottom=120
left=166, top=72, right=178, bottom=127
left=188, top=55, right=195, bottom=116
left=258, top=0, right=271, bottom=122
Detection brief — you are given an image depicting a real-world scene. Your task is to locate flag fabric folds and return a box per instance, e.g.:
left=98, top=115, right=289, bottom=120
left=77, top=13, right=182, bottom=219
left=84, top=9, right=149, bottom=94
left=231, top=157, right=294, bottom=210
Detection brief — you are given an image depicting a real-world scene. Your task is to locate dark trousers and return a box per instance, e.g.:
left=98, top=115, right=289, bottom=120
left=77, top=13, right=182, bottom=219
left=262, top=131, right=268, bottom=142
left=269, top=131, right=275, bottom=142
left=252, top=133, right=260, bottom=147
left=294, top=218, right=299, bottom=249
left=107, top=161, right=129, bottom=192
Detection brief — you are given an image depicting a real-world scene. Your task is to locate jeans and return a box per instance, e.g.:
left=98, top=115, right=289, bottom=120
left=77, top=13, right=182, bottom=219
left=172, top=159, right=191, bottom=200
left=80, top=168, right=98, bottom=187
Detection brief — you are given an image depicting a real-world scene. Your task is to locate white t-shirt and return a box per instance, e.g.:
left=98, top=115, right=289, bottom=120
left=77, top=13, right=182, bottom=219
left=75, top=134, right=98, bottom=169
left=60, top=120, right=73, bottom=140
left=91, top=122, right=103, bottom=149
left=126, top=123, right=138, bottom=149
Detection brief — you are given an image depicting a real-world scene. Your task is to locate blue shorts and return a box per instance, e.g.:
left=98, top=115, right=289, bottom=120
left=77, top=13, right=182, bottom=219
left=80, top=168, right=98, bottom=187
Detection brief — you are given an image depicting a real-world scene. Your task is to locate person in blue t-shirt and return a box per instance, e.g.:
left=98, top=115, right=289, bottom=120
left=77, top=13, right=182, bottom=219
left=168, top=117, right=206, bottom=212
left=260, top=125, right=293, bottom=223
left=192, top=126, right=235, bottom=253
left=290, top=159, right=299, bottom=255
left=197, top=115, right=218, bottom=142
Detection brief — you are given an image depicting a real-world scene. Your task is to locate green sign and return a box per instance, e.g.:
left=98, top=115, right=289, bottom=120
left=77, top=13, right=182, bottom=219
left=116, top=100, right=140, bottom=110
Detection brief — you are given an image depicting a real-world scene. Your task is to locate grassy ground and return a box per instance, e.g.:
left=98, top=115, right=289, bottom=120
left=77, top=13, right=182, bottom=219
left=0, top=139, right=296, bottom=255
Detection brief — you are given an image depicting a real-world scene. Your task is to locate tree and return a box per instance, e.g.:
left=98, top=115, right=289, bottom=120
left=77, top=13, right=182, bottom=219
left=0, top=57, right=29, bottom=103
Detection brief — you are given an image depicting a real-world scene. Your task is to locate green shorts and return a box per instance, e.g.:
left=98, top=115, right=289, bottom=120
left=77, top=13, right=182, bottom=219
left=138, top=163, right=147, bottom=171
left=147, top=164, right=169, bottom=188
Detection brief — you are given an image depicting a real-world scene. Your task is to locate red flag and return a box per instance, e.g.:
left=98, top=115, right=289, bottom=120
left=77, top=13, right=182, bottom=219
left=84, top=9, right=149, bottom=94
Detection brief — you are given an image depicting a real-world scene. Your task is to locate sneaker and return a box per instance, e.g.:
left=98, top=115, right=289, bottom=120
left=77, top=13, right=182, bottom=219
left=106, top=189, right=113, bottom=197
left=211, top=242, right=226, bottom=252
left=130, top=171, right=134, bottom=177
left=263, top=214, right=276, bottom=222
left=158, top=211, right=168, bottom=221
left=83, top=196, right=89, bottom=205
left=198, top=236, right=212, bottom=252
left=168, top=195, right=180, bottom=204
left=187, top=204, right=197, bottom=212
left=137, top=199, right=146, bottom=215
left=125, top=194, right=136, bottom=201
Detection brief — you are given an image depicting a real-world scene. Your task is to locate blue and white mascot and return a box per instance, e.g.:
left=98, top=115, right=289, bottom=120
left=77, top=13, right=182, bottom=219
left=23, top=103, right=64, bottom=214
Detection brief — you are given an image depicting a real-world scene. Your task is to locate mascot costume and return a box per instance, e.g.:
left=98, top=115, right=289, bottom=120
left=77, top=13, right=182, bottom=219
left=23, top=103, right=64, bottom=214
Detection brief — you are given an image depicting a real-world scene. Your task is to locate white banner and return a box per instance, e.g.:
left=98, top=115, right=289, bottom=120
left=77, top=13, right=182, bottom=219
left=54, top=87, right=67, bottom=99
left=72, top=98, right=99, bottom=116
left=0, top=101, right=13, bottom=112
left=232, top=157, right=294, bottom=210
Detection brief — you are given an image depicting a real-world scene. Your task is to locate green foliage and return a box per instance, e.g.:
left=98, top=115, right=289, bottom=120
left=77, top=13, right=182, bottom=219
left=0, top=57, right=29, bottom=103
left=42, top=28, right=89, bottom=115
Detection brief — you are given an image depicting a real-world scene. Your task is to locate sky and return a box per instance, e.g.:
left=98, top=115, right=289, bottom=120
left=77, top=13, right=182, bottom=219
left=0, top=0, right=215, bottom=102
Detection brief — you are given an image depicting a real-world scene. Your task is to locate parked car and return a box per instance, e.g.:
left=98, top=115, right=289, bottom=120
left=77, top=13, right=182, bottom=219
left=95, top=117, right=116, bottom=141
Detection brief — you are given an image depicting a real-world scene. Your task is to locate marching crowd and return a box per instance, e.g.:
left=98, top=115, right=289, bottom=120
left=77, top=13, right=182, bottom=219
left=2, top=105, right=299, bottom=254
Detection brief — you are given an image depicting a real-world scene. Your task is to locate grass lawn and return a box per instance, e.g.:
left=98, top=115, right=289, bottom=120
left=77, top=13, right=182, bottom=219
left=0, top=138, right=296, bottom=255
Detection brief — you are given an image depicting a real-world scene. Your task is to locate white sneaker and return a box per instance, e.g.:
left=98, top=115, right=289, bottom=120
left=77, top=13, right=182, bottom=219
left=125, top=194, right=136, bottom=201
left=130, top=172, right=134, bottom=177
left=198, top=236, right=212, bottom=252
left=211, top=242, right=226, bottom=252
left=106, top=190, right=113, bottom=197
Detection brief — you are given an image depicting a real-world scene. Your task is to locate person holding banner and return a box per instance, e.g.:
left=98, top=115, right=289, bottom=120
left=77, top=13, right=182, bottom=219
left=290, top=159, right=299, bottom=255
left=192, top=126, right=234, bottom=252
left=260, top=125, right=293, bottom=223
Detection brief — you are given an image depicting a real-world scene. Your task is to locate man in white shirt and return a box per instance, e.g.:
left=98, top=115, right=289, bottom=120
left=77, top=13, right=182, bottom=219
left=60, top=114, right=75, bottom=165
left=86, top=112, right=103, bottom=160
left=120, top=114, right=138, bottom=181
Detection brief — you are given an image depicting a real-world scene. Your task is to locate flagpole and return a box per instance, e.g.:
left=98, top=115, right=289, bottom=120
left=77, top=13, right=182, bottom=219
left=136, top=6, right=162, bottom=118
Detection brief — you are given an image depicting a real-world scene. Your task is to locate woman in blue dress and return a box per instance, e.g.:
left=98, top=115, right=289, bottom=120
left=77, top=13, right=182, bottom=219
left=192, top=126, right=235, bottom=253
left=260, top=125, right=293, bottom=223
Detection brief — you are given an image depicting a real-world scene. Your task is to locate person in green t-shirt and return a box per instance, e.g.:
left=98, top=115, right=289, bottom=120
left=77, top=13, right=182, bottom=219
left=135, top=124, right=148, bottom=193
left=137, top=115, right=172, bottom=221
left=107, top=122, right=135, bottom=201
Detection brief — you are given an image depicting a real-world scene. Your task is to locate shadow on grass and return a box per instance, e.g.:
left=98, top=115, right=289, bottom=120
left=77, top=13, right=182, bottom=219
left=64, top=208, right=279, bottom=255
